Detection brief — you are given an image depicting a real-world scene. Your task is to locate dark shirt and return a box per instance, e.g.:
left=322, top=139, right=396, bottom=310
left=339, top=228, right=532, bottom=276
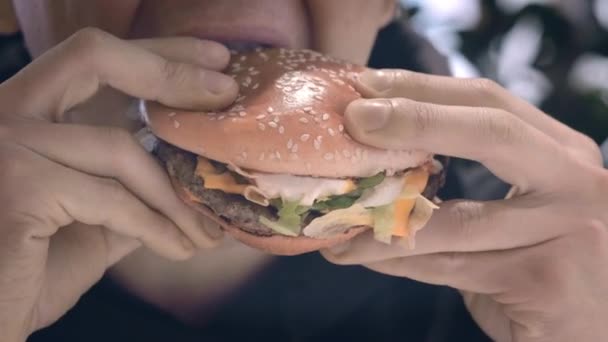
left=28, top=253, right=491, bottom=342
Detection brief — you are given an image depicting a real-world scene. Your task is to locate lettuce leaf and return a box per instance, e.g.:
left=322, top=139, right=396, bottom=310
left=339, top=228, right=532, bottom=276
left=261, top=199, right=310, bottom=236
left=262, top=173, right=387, bottom=236
left=311, top=173, right=386, bottom=212
left=371, top=204, right=395, bottom=244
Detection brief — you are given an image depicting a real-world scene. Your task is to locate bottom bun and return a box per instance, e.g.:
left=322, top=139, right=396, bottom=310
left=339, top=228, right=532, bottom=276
left=171, top=176, right=368, bottom=256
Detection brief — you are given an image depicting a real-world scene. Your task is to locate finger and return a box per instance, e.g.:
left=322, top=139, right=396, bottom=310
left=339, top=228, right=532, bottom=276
left=134, top=37, right=231, bottom=71
left=356, top=69, right=600, bottom=162
left=363, top=251, right=513, bottom=294
left=322, top=198, right=576, bottom=265
left=344, top=97, right=569, bottom=189
left=0, top=144, right=194, bottom=260
left=0, top=28, right=238, bottom=121
left=4, top=121, right=223, bottom=248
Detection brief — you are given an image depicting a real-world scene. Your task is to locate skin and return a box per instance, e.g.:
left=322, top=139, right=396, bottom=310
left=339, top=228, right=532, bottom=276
left=0, top=1, right=606, bottom=341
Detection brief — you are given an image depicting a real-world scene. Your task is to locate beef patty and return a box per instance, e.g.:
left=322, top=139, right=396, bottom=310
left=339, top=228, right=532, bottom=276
left=154, top=141, right=447, bottom=237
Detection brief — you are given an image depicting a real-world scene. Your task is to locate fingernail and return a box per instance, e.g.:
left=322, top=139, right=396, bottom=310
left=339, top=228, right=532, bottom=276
left=204, top=72, right=236, bottom=95
left=327, top=240, right=351, bottom=256
left=359, top=70, right=392, bottom=93
left=347, top=99, right=392, bottom=132
left=205, top=42, right=230, bottom=66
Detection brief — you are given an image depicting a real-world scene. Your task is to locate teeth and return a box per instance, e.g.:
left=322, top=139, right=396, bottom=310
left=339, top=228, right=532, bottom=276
left=224, top=41, right=265, bottom=53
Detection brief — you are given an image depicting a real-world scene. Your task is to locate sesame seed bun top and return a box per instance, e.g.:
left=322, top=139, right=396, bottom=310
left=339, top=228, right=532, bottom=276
left=145, top=48, right=431, bottom=177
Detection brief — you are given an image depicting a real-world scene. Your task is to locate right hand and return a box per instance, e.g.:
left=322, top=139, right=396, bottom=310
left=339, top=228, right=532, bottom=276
left=0, top=28, right=238, bottom=341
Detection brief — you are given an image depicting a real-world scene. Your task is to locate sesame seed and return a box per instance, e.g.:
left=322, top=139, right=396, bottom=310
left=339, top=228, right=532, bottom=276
left=231, top=118, right=238, bottom=122
left=314, top=136, right=323, bottom=150
left=278, top=126, right=285, bottom=134
left=207, top=112, right=216, bottom=116
left=314, top=95, right=323, bottom=101
left=239, top=111, right=247, bottom=117
left=328, top=128, right=336, bottom=136
left=343, top=149, right=352, bottom=157
left=252, top=83, right=259, bottom=89
left=299, top=117, right=309, bottom=124
left=322, top=113, right=330, bottom=121
left=256, top=114, right=266, bottom=120
left=251, top=71, right=260, bottom=76
left=209, top=116, right=217, bottom=121
left=275, top=151, right=281, bottom=160
left=218, top=115, right=226, bottom=120
left=168, top=112, right=176, bottom=117
left=273, top=116, right=280, bottom=123
left=300, top=134, right=311, bottom=142
left=258, top=123, right=266, bottom=131
left=267, top=106, right=274, bottom=113
left=241, top=82, right=249, bottom=88
left=287, top=139, right=294, bottom=149
left=291, top=144, right=299, bottom=153
left=268, top=121, right=278, bottom=128
left=244, top=76, right=252, bottom=84
left=324, top=153, right=334, bottom=161
left=240, top=55, right=247, bottom=61
left=338, top=124, right=345, bottom=132
left=173, top=120, right=180, bottom=128
left=303, top=106, right=313, bottom=112
left=241, top=152, right=248, bottom=160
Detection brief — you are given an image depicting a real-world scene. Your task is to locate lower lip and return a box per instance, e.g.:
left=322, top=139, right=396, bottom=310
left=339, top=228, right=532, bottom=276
left=176, top=26, right=290, bottom=49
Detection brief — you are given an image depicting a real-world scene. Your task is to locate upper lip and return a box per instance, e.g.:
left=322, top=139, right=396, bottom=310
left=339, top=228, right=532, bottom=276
left=175, top=24, right=291, bottom=48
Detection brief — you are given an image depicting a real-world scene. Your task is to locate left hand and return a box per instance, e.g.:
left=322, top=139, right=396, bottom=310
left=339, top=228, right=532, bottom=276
left=322, top=69, right=608, bottom=342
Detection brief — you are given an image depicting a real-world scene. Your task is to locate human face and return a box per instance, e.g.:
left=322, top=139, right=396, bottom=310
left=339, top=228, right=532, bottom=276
left=12, top=0, right=396, bottom=65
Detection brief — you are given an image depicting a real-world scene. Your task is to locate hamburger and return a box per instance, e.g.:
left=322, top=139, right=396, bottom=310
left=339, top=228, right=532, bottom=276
left=140, top=48, right=445, bottom=255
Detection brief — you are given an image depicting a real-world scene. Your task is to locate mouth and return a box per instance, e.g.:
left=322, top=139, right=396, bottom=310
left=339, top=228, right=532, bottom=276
left=176, top=26, right=291, bottom=53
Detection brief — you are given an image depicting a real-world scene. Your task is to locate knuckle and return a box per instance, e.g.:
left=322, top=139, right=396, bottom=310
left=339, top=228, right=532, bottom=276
left=0, top=144, right=30, bottom=186
left=391, top=69, right=414, bottom=86
left=65, top=27, right=111, bottom=62
left=402, top=99, right=437, bottom=136
left=572, top=133, right=602, bottom=165
left=99, top=178, right=131, bottom=207
left=469, top=77, right=501, bottom=96
left=449, top=201, right=486, bottom=247
left=477, top=108, right=524, bottom=146
left=98, top=126, right=138, bottom=170
left=160, top=59, right=191, bottom=85
left=436, top=252, right=468, bottom=276
left=573, top=221, right=608, bottom=256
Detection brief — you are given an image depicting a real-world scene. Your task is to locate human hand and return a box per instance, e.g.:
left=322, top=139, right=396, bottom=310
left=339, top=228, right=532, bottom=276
left=323, top=69, right=608, bottom=342
left=0, top=28, right=238, bottom=341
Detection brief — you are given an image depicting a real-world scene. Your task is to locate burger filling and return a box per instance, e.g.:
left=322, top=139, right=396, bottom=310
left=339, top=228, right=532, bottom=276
left=151, top=139, right=444, bottom=244
left=190, top=152, right=441, bottom=245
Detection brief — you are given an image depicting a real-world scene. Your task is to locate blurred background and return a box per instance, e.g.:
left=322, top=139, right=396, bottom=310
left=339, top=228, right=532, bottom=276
left=401, top=0, right=608, bottom=144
